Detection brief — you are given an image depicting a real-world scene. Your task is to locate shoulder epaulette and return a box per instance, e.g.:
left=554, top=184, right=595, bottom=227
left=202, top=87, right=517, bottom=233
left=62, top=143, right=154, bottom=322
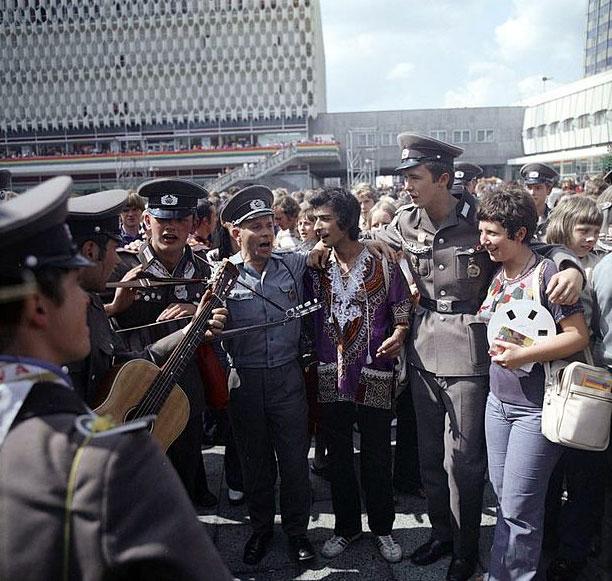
left=395, top=202, right=416, bottom=213
left=271, top=248, right=295, bottom=256
left=117, top=247, right=139, bottom=255
left=74, top=413, right=153, bottom=439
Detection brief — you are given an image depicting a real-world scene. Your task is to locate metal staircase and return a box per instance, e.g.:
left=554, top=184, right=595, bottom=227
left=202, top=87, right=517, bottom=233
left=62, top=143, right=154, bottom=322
left=207, top=144, right=298, bottom=192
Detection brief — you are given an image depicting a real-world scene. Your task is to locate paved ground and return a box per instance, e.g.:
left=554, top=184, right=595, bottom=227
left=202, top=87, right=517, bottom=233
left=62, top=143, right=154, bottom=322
left=197, top=435, right=607, bottom=580
left=197, top=436, right=496, bottom=581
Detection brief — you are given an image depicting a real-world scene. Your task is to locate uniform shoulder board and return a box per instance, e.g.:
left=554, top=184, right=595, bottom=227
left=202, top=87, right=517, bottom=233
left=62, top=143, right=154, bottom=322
left=117, top=246, right=139, bottom=255
left=272, top=248, right=295, bottom=256
left=74, top=413, right=153, bottom=439
left=395, top=202, right=416, bottom=213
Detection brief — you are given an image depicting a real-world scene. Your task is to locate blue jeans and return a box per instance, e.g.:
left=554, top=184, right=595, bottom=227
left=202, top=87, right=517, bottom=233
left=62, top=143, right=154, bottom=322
left=485, top=393, right=562, bottom=581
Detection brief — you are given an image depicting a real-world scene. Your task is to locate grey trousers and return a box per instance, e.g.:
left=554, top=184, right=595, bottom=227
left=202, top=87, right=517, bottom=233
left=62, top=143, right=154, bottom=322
left=410, top=365, right=488, bottom=559
left=485, top=393, right=562, bottom=581
left=228, top=360, right=311, bottom=537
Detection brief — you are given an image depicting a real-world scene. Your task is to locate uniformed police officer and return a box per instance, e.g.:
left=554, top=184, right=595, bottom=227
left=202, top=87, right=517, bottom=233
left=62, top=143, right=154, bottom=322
left=220, top=185, right=315, bottom=565
left=111, top=178, right=218, bottom=510
left=520, top=162, right=559, bottom=240
left=374, top=134, right=584, bottom=581
left=450, top=162, right=483, bottom=198
left=66, top=189, right=226, bottom=410
left=0, top=176, right=233, bottom=581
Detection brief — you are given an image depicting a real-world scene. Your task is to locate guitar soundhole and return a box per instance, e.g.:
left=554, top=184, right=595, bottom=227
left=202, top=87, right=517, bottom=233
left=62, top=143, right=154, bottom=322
left=124, top=406, right=155, bottom=433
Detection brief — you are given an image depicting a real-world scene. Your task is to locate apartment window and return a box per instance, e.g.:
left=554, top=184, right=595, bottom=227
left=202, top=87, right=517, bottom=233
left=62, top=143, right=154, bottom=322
left=430, top=129, right=447, bottom=141
left=526, top=127, right=535, bottom=139
left=476, top=129, right=494, bottom=142
left=577, top=114, right=591, bottom=129
left=536, top=124, right=546, bottom=137
left=562, top=118, right=575, bottom=132
left=452, top=130, right=470, bottom=144
left=380, top=132, right=395, bottom=146
left=549, top=121, right=560, bottom=135
left=593, top=109, right=607, bottom=125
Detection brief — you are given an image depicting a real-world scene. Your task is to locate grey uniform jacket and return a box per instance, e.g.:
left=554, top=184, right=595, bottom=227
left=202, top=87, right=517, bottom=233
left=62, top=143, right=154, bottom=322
left=0, top=382, right=233, bottom=581
left=376, top=193, right=583, bottom=377
left=223, top=250, right=307, bottom=369
left=68, top=293, right=185, bottom=407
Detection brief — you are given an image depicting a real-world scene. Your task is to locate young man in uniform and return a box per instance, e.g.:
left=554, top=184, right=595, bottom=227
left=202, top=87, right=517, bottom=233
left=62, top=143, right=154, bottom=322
left=520, top=162, right=559, bottom=241
left=66, top=188, right=227, bottom=413
left=111, top=178, right=218, bottom=510
left=221, top=185, right=315, bottom=566
left=0, top=176, right=233, bottom=580
left=374, top=134, right=584, bottom=581
left=450, top=162, right=483, bottom=198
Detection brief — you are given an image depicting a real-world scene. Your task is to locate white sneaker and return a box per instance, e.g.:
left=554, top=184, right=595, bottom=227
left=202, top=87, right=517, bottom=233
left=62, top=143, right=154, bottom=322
left=321, top=533, right=362, bottom=558
left=375, top=534, right=403, bottom=563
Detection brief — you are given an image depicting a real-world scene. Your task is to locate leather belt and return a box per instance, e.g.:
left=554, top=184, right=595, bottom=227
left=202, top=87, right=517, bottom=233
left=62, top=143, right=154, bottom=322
left=419, top=297, right=474, bottom=314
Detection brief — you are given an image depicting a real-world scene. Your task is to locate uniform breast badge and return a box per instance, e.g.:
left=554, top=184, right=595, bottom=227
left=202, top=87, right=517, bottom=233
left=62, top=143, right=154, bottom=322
left=467, top=258, right=481, bottom=278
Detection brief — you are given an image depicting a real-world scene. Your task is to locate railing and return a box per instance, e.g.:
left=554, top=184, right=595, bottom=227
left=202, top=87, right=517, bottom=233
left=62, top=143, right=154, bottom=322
left=207, top=143, right=298, bottom=192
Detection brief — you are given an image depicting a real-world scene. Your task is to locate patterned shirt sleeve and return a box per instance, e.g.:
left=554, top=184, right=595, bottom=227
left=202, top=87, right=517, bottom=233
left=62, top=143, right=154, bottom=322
left=387, top=262, right=414, bottom=326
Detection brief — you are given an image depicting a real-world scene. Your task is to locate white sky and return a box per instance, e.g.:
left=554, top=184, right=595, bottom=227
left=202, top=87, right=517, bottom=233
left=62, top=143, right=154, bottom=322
left=320, top=0, right=587, bottom=111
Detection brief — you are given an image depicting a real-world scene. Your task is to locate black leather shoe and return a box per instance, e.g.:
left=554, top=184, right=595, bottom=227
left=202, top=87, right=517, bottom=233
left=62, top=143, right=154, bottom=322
left=243, top=531, right=273, bottom=565
left=546, top=557, right=587, bottom=581
left=410, top=538, right=453, bottom=566
left=192, top=490, right=218, bottom=513
left=288, top=534, right=316, bottom=562
left=446, top=556, right=478, bottom=581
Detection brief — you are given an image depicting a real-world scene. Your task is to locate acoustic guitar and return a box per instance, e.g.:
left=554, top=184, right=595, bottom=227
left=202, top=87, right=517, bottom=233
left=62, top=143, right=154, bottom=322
left=94, top=260, right=239, bottom=451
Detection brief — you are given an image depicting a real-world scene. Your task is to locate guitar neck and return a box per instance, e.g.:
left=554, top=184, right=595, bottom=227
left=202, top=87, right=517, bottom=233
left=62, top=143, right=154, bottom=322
left=132, top=260, right=238, bottom=419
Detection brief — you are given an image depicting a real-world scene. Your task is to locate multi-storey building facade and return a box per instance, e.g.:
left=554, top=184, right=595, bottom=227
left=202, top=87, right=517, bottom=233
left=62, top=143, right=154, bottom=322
left=585, top=0, right=612, bottom=76
left=509, top=69, right=612, bottom=177
left=1, top=0, right=326, bottom=133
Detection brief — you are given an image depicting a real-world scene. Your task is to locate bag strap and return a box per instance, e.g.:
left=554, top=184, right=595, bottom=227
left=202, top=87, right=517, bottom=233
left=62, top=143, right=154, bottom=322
left=534, top=260, right=594, bottom=384
left=531, top=260, right=556, bottom=387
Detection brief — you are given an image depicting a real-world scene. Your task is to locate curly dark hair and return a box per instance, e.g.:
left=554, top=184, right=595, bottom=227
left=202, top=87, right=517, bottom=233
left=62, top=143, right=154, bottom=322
left=309, top=187, right=361, bottom=240
left=477, top=186, right=538, bottom=241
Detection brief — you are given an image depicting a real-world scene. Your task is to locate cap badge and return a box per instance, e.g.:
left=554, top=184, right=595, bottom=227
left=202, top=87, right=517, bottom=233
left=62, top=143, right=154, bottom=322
left=455, top=171, right=465, bottom=179
left=528, top=171, right=540, bottom=179
left=161, top=194, right=178, bottom=206
left=401, top=148, right=410, bottom=160
left=250, top=199, right=266, bottom=210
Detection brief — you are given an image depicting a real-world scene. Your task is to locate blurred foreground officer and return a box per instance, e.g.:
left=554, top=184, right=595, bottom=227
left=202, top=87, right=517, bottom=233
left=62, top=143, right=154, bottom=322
left=450, top=162, right=483, bottom=198
left=0, top=177, right=233, bottom=581
left=521, top=162, right=559, bottom=240
left=221, top=185, right=315, bottom=566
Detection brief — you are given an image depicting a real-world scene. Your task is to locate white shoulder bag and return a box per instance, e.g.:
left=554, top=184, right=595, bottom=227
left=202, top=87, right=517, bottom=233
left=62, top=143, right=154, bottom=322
left=534, top=264, right=612, bottom=451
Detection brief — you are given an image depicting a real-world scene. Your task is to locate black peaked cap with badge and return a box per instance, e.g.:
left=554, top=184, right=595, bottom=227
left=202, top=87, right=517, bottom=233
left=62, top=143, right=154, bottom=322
left=138, top=178, right=208, bottom=219
left=454, top=162, right=483, bottom=185
left=67, top=189, right=128, bottom=243
left=395, top=133, right=464, bottom=172
left=220, top=185, right=274, bottom=225
left=0, top=176, right=91, bottom=280
left=520, top=163, right=559, bottom=186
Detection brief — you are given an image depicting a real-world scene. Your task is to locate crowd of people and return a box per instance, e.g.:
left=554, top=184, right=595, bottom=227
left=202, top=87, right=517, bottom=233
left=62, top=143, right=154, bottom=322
left=2, top=136, right=337, bottom=160
left=0, top=132, right=611, bottom=581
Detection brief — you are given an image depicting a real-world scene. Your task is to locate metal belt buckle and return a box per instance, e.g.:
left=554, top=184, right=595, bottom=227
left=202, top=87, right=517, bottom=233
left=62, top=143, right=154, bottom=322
left=436, top=299, right=452, bottom=313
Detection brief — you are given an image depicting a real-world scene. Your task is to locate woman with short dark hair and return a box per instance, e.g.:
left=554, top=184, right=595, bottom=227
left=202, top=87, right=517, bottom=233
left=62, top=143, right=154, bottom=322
left=477, top=187, right=589, bottom=581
